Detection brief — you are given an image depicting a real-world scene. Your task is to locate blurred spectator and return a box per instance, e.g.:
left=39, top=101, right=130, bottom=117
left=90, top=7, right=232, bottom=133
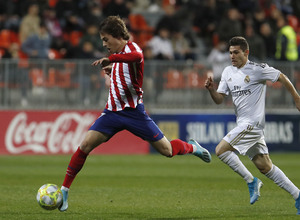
left=0, top=14, right=6, bottom=31
left=79, top=24, right=106, bottom=58
left=217, top=7, right=243, bottom=42
left=21, top=23, right=51, bottom=59
left=274, top=0, right=293, bottom=15
left=268, top=7, right=282, bottom=33
left=131, top=0, right=153, bottom=13
left=50, top=37, right=71, bottom=58
left=55, top=0, right=79, bottom=22
left=2, top=42, right=30, bottom=106
left=291, top=0, right=300, bottom=19
left=193, top=0, right=219, bottom=41
left=4, top=14, right=20, bottom=32
left=231, top=0, right=259, bottom=14
left=171, top=30, right=196, bottom=61
left=147, top=27, right=174, bottom=60
left=259, top=21, right=276, bottom=60
left=0, top=0, right=298, bottom=63
left=253, top=8, right=267, bottom=33
left=19, top=3, right=41, bottom=43
left=143, top=45, right=153, bottom=60
left=63, top=13, right=85, bottom=32
left=169, top=2, right=198, bottom=49
left=43, top=7, right=63, bottom=39
left=275, top=15, right=298, bottom=61
left=103, top=0, right=131, bottom=20
left=207, top=39, right=230, bottom=81
left=75, top=41, right=96, bottom=59
left=0, top=0, right=20, bottom=32
left=155, top=4, right=178, bottom=35
left=244, top=24, right=266, bottom=61
left=74, top=40, right=100, bottom=105
left=2, top=42, right=20, bottom=59
left=82, top=2, right=105, bottom=25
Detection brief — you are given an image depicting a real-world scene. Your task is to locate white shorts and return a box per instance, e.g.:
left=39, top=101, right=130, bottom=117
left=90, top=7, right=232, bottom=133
left=223, top=124, right=269, bottom=160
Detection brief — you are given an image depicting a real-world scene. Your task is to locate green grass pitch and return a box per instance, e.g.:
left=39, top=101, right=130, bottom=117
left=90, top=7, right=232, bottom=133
left=0, top=153, right=299, bottom=220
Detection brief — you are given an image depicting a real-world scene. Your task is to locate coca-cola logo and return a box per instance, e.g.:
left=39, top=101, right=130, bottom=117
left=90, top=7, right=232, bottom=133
left=5, top=112, right=96, bottom=154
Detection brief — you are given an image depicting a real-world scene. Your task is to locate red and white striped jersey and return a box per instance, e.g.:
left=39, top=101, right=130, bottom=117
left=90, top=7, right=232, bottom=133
left=106, top=41, right=144, bottom=111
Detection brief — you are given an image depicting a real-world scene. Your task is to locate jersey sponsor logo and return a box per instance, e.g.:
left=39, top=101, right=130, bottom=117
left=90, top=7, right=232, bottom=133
left=231, top=85, right=251, bottom=97
left=231, top=89, right=251, bottom=97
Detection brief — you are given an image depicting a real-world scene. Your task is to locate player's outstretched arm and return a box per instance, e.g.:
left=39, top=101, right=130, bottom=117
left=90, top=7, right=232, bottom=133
left=92, top=57, right=110, bottom=67
left=205, top=76, right=225, bottom=104
left=278, top=73, right=300, bottom=111
left=92, top=57, right=112, bottom=76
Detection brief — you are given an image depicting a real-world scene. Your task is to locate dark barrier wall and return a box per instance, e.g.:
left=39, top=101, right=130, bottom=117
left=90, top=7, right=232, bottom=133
left=151, top=114, right=300, bottom=152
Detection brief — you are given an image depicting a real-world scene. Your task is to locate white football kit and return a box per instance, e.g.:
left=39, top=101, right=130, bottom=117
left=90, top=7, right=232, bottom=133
left=217, top=60, right=281, bottom=158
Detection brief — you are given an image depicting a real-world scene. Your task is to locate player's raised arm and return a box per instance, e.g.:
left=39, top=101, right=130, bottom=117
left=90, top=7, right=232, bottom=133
left=205, top=76, right=225, bottom=104
left=277, top=73, right=300, bottom=111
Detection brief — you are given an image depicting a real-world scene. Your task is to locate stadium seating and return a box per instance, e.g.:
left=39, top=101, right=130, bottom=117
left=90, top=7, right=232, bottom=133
left=0, top=30, right=19, bottom=49
left=129, top=14, right=154, bottom=48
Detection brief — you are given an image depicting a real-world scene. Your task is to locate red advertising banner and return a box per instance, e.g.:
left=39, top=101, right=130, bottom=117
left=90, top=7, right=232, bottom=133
left=0, top=110, right=149, bottom=155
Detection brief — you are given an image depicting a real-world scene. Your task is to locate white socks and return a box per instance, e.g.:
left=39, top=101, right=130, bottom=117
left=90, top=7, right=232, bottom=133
left=265, top=164, right=300, bottom=200
left=218, top=151, right=254, bottom=183
left=219, top=151, right=300, bottom=200
left=61, top=186, right=69, bottom=191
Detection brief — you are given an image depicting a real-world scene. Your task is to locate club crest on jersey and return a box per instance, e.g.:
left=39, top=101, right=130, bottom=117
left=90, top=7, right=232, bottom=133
left=244, top=75, right=250, bottom=83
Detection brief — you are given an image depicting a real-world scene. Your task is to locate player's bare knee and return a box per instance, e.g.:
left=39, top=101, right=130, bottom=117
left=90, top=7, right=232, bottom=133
left=80, top=142, right=93, bottom=154
left=215, top=148, right=221, bottom=157
left=215, top=146, right=225, bottom=157
left=258, top=164, right=272, bottom=174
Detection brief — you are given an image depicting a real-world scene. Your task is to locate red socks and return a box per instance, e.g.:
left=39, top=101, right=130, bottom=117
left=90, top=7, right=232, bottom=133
left=62, top=140, right=193, bottom=187
left=62, top=147, right=88, bottom=188
left=170, top=139, right=194, bottom=156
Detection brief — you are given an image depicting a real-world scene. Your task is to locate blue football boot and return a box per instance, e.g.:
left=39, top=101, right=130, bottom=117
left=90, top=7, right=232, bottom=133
left=295, top=193, right=300, bottom=215
left=188, top=139, right=211, bottom=163
left=58, top=188, right=69, bottom=212
left=247, top=177, right=263, bottom=205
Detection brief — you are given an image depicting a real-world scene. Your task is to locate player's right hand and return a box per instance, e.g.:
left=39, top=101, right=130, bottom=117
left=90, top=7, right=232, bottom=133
left=92, top=57, right=110, bottom=67
left=205, top=76, right=214, bottom=90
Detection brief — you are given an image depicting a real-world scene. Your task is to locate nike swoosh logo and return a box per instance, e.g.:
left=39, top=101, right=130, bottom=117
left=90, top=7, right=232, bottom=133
left=153, top=133, right=159, bottom=138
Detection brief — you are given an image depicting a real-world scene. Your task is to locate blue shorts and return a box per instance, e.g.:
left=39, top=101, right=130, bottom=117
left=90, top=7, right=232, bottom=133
left=89, top=104, right=164, bottom=141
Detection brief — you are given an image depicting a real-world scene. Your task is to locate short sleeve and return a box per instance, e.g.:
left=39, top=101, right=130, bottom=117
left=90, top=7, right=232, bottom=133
left=260, top=64, right=281, bottom=83
left=217, top=68, right=230, bottom=95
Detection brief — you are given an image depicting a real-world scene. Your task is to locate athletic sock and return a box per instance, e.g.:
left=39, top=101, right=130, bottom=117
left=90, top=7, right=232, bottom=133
left=170, top=139, right=194, bottom=156
left=62, top=147, right=88, bottom=188
left=61, top=186, right=69, bottom=191
left=265, top=164, right=300, bottom=200
left=218, top=151, right=254, bottom=183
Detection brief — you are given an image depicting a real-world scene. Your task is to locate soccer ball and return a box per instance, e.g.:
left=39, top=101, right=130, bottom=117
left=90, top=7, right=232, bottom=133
left=36, top=184, right=63, bottom=210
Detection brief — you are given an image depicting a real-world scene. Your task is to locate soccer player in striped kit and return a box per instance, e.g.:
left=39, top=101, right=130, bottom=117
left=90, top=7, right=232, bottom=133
left=205, top=36, right=300, bottom=215
left=58, top=16, right=211, bottom=212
